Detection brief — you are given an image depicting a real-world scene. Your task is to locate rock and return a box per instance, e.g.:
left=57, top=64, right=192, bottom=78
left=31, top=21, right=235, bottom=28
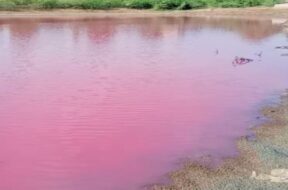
left=251, top=169, right=288, bottom=183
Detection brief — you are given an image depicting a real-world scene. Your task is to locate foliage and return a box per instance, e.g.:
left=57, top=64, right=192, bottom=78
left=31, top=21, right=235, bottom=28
left=0, top=0, right=16, bottom=10
left=124, top=0, right=153, bottom=9
left=178, top=0, right=207, bottom=9
left=79, top=0, right=123, bottom=9
left=38, top=0, right=58, bottom=9
left=155, top=0, right=182, bottom=9
left=0, top=0, right=280, bottom=10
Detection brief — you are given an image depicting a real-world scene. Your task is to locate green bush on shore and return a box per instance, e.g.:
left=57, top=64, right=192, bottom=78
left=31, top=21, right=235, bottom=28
left=80, top=0, right=123, bottom=9
left=0, top=0, right=16, bottom=10
left=0, top=0, right=279, bottom=10
left=178, top=0, right=207, bottom=9
left=124, top=0, right=154, bottom=9
left=39, top=0, right=58, bottom=9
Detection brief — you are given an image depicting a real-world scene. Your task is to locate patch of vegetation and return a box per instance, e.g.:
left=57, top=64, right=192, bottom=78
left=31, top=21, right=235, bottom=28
left=178, top=0, right=207, bottom=9
left=0, top=0, right=16, bottom=10
left=262, top=0, right=278, bottom=6
left=154, top=0, right=182, bottom=9
left=124, top=0, right=153, bottom=9
left=79, top=0, right=123, bottom=9
left=0, top=0, right=280, bottom=10
left=38, top=0, right=58, bottom=9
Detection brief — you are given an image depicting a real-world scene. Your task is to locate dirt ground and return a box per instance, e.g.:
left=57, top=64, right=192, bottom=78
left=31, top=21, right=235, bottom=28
left=0, top=7, right=288, bottom=20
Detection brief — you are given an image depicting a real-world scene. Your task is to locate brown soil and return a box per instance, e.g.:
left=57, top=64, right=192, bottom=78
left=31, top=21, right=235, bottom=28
left=0, top=8, right=288, bottom=19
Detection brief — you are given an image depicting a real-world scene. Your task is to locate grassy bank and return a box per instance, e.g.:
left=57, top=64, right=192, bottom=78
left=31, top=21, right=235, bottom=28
left=152, top=90, right=288, bottom=190
left=0, top=0, right=281, bottom=11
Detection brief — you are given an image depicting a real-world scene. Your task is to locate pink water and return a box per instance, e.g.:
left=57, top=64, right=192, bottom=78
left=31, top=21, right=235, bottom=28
left=0, top=17, right=288, bottom=190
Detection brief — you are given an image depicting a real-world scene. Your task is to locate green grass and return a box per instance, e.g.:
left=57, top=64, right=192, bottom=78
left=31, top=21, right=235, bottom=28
left=0, top=0, right=280, bottom=10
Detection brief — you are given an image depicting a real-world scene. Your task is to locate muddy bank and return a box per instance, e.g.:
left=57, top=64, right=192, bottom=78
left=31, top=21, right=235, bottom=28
left=0, top=8, right=288, bottom=19
left=152, top=91, right=288, bottom=190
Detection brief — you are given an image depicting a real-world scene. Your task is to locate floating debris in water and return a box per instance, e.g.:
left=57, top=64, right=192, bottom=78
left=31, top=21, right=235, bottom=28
left=255, top=51, right=263, bottom=57
left=232, top=56, right=254, bottom=66
left=275, top=46, right=288, bottom=49
left=281, top=53, right=288, bottom=56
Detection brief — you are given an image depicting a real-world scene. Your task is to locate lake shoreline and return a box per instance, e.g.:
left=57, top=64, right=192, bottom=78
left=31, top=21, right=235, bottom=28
left=1, top=8, right=288, bottom=19
left=152, top=90, right=288, bottom=189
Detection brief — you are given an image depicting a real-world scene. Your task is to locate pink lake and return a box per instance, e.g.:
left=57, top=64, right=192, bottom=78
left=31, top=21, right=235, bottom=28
left=0, top=17, right=288, bottom=190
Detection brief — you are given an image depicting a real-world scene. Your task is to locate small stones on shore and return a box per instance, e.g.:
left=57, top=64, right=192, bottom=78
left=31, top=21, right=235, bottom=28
left=250, top=169, right=288, bottom=183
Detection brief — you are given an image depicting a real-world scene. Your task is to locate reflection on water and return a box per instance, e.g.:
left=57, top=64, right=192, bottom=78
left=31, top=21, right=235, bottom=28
left=0, top=17, right=288, bottom=190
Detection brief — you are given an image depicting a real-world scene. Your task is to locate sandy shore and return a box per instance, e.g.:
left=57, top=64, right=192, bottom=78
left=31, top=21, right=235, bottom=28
left=0, top=8, right=288, bottom=19
left=152, top=90, right=288, bottom=190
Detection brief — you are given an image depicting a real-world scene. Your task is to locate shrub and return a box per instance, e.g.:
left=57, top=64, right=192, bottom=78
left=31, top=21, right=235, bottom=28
left=38, top=0, right=58, bottom=8
left=243, top=0, right=262, bottom=7
left=0, top=1, right=17, bottom=10
left=10, top=0, right=35, bottom=5
left=55, top=0, right=81, bottom=8
left=262, top=0, right=276, bottom=6
left=155, top=0, right=183, bottom=9
left=218, top=0, right=243, bottom=7
left=124, top=0, right=153, bottom=9
left=178, top=0, right=206, bottom=9
left=206, top=0, right=217, bottom=7
left=80, top=0, right=123, bottom=9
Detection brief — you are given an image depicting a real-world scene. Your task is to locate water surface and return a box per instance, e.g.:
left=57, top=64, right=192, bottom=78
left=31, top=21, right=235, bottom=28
left=0, top=16, right=288, bottom=190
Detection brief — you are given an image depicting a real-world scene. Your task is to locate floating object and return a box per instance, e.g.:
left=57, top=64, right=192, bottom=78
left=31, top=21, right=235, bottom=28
left=275, top=46, right=288, bottom=49
left=232, top=56, right=253, bottom=66
left=255, top=51, right=262, bottom=57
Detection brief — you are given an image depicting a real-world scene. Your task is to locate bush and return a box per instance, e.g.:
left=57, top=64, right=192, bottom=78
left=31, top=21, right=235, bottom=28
left=178, top=0, right=207, bottom=9
left=10, top=0, right=35, bottom=5
left=55, top=0, right=81, bottom=8
left=38, top=0, right=58, bottom=8
left=215, top=0, right=268, bottom=7
left=206, top=0, right=217, bottom=7
left=103, top=0, right=123, bottom=8
left=243, top=0, right=262, bottom=7
left=0, top=1, right=17, bottom=10
left=80, top=0, right=123, bottom=9
left=124, top=0, right=153, bottom=9
left=262, top=0, right=276, bottom=6
left=218, top=1, right=243, bottom=7
left=155, top=0, right=183, bottom=9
